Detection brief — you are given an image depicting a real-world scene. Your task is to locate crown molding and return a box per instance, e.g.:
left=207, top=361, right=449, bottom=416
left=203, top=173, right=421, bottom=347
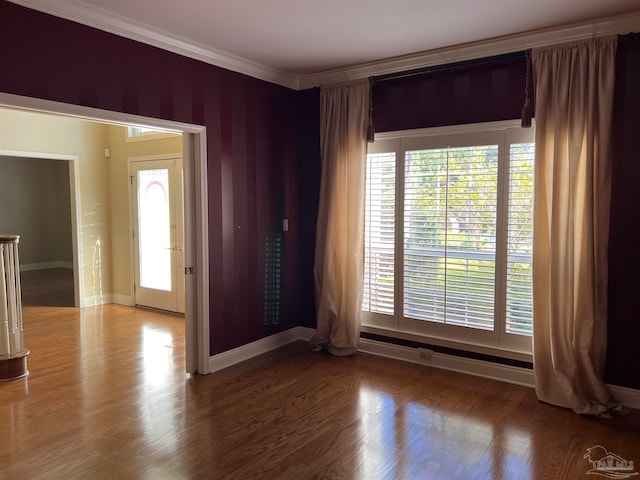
left=297, top=12, right=640, bottom=89
left=8, top=0, right=300, bottom=90
left=8, top=1, right=640, bottom=91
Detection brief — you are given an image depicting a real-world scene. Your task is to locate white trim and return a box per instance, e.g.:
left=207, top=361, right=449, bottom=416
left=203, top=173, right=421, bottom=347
left=0, top=94, right=203, bottom=134
left=111, top=293, right=133, bottom=306
left=192, top=132, right=210, bottom=374
left=8, top=0, right=298, bottom=90
left=359, top=337, right=535, bottom=388
left=68, top=157, right=82, bottom=308
left=19, top=261, right=73, bottom=272
left=0, top=92, right=210, bottom=376
left=82, top=293, right=113, bottom=307
left=298, top=13, right=640, bottom=89
left=374, top=119, right=532, bottom=140
left=126, top=154, right=136, bottom=311
left=609, top=385, right=640, bottom=411
left=0, top=149, right=77, bottom=161
left=208, top=326, right=314, bottom=373
left=361, top=325, right=532, bottom=363
left=7, top=1, right=640, bottom=90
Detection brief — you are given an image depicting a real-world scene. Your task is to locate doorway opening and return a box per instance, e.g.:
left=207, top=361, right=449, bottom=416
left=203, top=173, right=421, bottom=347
left=0, top=93, right=210, bottom=374
left=0, top=155, right=75, bottom=307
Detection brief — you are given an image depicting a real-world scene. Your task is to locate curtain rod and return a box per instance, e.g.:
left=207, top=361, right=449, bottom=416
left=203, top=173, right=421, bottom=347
left=372, top=51, right=527, bottom=84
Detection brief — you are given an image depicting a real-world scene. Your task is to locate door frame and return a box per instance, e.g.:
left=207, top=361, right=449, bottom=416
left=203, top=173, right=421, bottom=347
left=0, top=92, right=210, bottom=375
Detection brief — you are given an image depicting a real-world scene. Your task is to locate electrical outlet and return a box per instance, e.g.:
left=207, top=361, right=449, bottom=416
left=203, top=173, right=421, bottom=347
left=418, top=348, right=433, bottom=361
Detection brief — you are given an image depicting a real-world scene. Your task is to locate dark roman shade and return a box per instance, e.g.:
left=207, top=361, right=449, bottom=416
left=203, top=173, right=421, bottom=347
left=372, top=52, right=529, bottom=132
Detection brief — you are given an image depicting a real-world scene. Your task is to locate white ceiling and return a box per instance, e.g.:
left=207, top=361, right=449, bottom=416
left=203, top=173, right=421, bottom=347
left=11, top=0, right=640, bottom=88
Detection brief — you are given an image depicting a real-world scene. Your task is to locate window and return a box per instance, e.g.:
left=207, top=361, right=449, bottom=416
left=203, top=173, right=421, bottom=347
left=126, top=126, right=181, bottom=142
left=363, top=122, right=534, bottom=353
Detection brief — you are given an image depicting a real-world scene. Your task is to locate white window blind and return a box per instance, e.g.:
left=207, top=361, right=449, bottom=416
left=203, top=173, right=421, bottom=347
left=404, top=146, right=498, bottom=330
left=505, top=143, right=534, bottom=335
left=363, top=152, right=396, bottom=315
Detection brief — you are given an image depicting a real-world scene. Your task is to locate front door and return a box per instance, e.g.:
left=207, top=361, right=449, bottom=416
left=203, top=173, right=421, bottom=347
left=131, top=158, right=184, bottom=313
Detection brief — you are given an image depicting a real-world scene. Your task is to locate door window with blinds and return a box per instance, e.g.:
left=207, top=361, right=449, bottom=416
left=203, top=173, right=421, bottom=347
left=364, top=123, right=534, bottom=353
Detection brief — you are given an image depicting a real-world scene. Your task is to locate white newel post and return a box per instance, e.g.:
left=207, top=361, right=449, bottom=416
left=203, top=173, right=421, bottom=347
left=0, top=234, right=29, bottom=380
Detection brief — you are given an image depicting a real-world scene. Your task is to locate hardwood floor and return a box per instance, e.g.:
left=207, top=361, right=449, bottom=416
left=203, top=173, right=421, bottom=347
left=1, top=304, right=638, bottom=479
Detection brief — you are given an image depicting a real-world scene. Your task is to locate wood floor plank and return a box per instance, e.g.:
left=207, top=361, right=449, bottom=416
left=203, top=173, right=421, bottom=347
left=1, top=304, right=639, bottom=479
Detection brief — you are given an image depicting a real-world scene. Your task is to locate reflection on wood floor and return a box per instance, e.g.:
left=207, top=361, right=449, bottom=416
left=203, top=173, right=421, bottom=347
left=1, top=304, right=638, bottom=479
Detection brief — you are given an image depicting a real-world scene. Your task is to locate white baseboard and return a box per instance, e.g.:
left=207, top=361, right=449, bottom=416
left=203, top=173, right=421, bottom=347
left=20, top=261, right=73, bottom=272
left=81, top=293, right=113, bottom=307
left=357, top=337, right=640, bottom=410
left=111, top=294, right=133, bottom=306
left=609, top=385, right=640, bottom=411
left=209, top=326, right=314, bottom=372
left=358, top=337, right=536, bottom=388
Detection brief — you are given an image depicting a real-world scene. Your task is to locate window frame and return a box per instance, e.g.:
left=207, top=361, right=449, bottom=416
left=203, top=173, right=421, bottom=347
left=126, top=126, right=181, bottom=143
left=363, top=120, right=534, bottom=357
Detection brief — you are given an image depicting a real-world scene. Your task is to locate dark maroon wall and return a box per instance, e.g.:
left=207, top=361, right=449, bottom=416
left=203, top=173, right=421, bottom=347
left=372, top=54, right=528, bottom=132
left=606, top=34, right=640, bottom=390
left=0, top=1, right=309, bottom=355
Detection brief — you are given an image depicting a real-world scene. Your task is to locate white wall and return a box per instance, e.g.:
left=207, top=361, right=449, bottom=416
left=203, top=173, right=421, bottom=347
left=0, top=156, right=72, bottom=268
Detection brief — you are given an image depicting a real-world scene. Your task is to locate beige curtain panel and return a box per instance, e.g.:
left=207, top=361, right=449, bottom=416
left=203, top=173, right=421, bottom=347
left=311, top=81, right=370, bottom=356
left=531, top=37, right=628, bottom=416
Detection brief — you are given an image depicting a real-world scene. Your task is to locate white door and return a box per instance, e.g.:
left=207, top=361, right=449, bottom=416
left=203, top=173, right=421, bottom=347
left=131, top=158, right=185, bottom=313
